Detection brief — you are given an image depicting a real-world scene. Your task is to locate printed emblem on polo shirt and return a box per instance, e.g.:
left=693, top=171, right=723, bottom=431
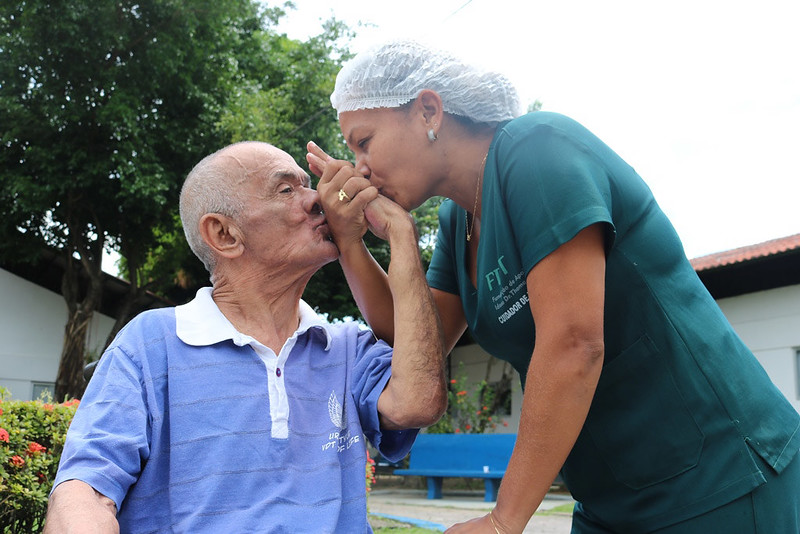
left=328, top=390, right=345, bottom=428
left=322, top=390, right=360, bottom=453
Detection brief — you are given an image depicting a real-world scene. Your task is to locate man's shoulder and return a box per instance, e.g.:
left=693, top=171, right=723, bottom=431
left=108, top=307, right=177, bottom=350
left=323, top=321, right=389, bottom=350
left=324, top=320, right=370, bottom=340
left=125, top=306, right=176, bottom=330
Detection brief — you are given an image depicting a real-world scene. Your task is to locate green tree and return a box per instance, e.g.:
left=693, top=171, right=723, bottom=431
left=137, top=21, right=445, bottom=323
left=132, top=17, right=365, bottom=318
left=0, top=0, right=281, bottom=400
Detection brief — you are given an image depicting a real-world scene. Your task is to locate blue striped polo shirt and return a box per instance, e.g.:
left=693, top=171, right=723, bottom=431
left=53, top=288, right=416, bottom=533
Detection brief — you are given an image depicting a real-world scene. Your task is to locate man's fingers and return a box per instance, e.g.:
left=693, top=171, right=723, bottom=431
left=307, top=141, right=349, bottom=182
left=348, top=185, right=379, bottom=208
left=306, top=153, right=325, bottom=178
left=307, top=140, right=331, bottom=161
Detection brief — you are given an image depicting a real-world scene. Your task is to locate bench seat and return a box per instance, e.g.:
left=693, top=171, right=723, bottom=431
left=394, top=433, right=516, bottom=502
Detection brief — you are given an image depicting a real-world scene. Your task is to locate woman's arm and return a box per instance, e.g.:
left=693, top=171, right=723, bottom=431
left=446, top=223, right=607, bottom=533
left=307, top=142, right=397, bottom=342
left=307, top=141, right=467, bottom=350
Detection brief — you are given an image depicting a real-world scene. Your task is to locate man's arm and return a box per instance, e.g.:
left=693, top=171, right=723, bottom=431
left=307, top=143, right=467, bottom=352
left=44, top=479, right=119, bottom=534
left=365, top=196, right=448, bottom=430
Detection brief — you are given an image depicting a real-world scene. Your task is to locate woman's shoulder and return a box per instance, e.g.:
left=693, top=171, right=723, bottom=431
left=500, top=111, right=589, bottom=139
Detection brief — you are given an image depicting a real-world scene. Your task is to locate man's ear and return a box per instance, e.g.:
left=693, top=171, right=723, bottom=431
left=415, top=89, right=444, bottom=132
left=199, top=213, right=244, bottom=259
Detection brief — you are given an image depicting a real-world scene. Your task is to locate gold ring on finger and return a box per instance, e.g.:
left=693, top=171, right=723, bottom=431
left=338, top=189, right=350, bottom=202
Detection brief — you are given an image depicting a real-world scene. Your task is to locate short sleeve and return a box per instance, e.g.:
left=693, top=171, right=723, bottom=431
left=52, top=346, right=150, bottom=510
left=495, top=117, right=616, bottom=273
left=349, top=329, right=418, bottom=463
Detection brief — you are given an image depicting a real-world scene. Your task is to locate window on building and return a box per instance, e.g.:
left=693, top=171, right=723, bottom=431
left=32, top=382, right=55, bottom=401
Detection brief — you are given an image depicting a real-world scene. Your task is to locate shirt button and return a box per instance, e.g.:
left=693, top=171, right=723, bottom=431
left=276, top=367, right=282, bottom=377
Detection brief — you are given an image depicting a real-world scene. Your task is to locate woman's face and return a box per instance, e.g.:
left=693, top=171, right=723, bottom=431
left=339, top=107, right=439, bottom=211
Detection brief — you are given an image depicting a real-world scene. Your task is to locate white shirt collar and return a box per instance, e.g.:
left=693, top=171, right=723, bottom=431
left=175, top=287, right=332, bottom=349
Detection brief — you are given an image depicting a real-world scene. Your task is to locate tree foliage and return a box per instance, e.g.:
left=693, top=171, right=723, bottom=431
left=0, top=0, right=300, bottom=399
left=135, top=20, right=445, bottom=322
left=1, top=0, right=447, bottom=403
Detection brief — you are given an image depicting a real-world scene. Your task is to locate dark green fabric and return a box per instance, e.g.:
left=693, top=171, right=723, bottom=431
left=572, top=449, right=800, bottom=533
left=426, top=112, right=800, bottom=531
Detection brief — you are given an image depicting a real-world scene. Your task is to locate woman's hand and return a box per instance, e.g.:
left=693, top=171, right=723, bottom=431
left=445, top=512, right=511, bottom=533
left=307, top=141, right=378, bottom=249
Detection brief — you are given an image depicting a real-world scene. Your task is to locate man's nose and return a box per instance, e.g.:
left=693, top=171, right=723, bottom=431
left=305, top=188, right=323, bottom=214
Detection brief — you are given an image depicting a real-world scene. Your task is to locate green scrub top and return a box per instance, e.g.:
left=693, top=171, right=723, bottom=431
left=427, top=112, right=800, bottom=531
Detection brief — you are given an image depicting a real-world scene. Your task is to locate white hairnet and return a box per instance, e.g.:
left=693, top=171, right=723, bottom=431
left=331, top=40, right=522, bottom=124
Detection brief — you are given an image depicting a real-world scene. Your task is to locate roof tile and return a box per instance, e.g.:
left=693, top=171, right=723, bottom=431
left=690, top=233, right=800, bottom=271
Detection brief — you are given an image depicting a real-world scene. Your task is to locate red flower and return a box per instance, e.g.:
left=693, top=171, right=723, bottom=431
left=62, top=399, right=80, bottom=408
left=454, top=428, right=461, bottom=433
left=450, top=379, right=457, bottom=384
left=27, top=442, right=47, bottom=456
left=456, top=391, right=467, bottom=396
left=465, top=424, right=471, bottom=430
left=10, top=455, right=25, bottom=467
left=43, top=403, right=54, bottom=411
left=0, top=428, right=9, bottom=443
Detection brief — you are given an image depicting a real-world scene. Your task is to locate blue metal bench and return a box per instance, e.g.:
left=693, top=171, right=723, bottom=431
left=394, top=433, right=516, bottom=502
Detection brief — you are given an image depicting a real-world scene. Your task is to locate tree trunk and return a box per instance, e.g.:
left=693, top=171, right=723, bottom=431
left=54, top=242, right=104, bottom=401
left=54, top=307, right=94, bottom=401
left=104, top=244, right=150, bottom=349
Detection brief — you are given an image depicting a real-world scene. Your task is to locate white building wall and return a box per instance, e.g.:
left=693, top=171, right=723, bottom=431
left=0, top=268, right=115, bottom=401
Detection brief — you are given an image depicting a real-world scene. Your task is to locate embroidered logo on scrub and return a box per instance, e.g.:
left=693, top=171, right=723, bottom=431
left=486, top=255, right=529, bottom=324
left=322, top=390, right=360, bottom=452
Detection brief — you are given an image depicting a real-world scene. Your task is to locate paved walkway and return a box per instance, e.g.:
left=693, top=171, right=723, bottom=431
left=368, top=488, right=575, bottom=533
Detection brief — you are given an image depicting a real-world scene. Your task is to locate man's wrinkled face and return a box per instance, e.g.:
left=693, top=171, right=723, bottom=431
left=231, top=144, right=338, bottom=272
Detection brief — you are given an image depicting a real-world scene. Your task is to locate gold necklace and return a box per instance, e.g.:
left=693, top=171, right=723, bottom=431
left=466, top=152, right=488, bottom=242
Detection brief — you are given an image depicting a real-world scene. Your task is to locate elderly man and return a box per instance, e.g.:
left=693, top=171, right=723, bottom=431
left=44, top=141, right=446, bottom=533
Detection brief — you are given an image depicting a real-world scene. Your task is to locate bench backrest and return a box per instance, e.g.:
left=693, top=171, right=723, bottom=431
left=407, top=433, right=516, bottom=472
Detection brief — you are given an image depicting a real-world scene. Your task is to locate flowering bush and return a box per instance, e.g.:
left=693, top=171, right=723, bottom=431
left=0, top=389, right=79, bottom=533
left=365, top=449, right=376, bottom=493
left=426, top=363, right=509, bottom=434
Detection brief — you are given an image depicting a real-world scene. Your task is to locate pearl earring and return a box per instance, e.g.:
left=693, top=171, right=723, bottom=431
left=427, top=128, right=437, bottom=142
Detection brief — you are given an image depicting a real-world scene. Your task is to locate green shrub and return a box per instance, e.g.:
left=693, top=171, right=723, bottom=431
left=0, top=388, right=79, bottom=533
left=426, top=363, right=509, bottom=434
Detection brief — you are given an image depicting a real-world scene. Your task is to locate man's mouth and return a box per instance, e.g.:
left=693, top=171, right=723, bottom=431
left=315, top=219, right=332, bottom=239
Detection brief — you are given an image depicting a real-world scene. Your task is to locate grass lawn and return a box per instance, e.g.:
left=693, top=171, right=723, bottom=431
left=369, top=514, right=442, bottom=533
left=538, top=502, right=576, bottom=515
